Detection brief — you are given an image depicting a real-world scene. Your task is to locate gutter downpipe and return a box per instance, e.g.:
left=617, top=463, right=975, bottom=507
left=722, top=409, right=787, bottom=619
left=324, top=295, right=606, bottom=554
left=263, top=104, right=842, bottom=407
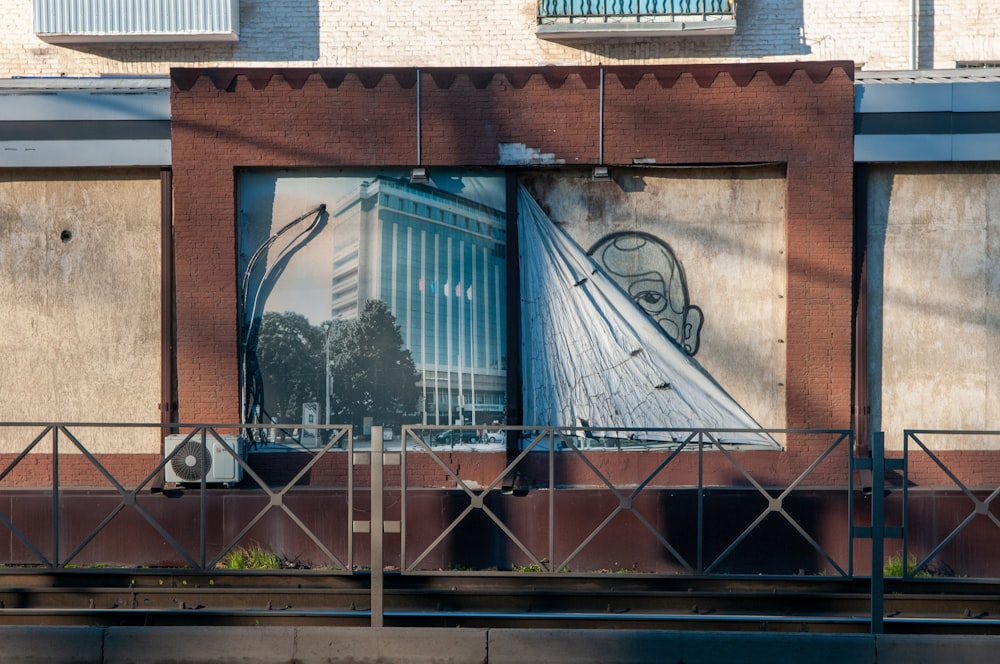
left=909, top=0, right=917, bottom=70
left=598, top=64, right=604, bottom=165
left=160, top=168, right=176, bottom=431
left=416, top=68, right=421, bottom=166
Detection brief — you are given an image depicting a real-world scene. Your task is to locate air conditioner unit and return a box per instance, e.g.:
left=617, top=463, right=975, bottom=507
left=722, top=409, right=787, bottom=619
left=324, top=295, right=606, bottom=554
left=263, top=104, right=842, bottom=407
left=164, top=434, right=244, bottom=486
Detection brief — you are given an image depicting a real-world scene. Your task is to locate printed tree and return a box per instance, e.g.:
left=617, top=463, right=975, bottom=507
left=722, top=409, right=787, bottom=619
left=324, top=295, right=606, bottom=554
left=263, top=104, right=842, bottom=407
left=255, top=311, right=325, bottom=423
left=327, top=299, right=421, bottom=428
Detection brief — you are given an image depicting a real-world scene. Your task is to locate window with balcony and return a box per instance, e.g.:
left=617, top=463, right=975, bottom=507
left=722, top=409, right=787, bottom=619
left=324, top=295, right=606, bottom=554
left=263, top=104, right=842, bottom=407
left=537, top=0, right=736, bottom=40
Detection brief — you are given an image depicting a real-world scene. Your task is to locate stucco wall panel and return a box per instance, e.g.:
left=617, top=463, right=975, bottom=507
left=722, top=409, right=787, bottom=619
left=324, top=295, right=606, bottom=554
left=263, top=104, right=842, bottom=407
left=0, top=170, right=161, bottom=452
left=869, top=164, right=1000, bottom=451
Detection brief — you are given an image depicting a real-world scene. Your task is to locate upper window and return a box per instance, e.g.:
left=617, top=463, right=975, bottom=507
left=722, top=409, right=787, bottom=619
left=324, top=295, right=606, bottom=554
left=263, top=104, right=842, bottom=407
left=956, top=62, right=1000, bottom=69
left=33, top=0, right=239, bottom=43
left=537, top=0, right=736, bottom=40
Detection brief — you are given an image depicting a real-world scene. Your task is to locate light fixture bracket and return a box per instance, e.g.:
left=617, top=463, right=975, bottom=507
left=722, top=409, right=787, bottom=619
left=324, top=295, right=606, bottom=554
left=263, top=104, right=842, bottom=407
left=592, top=165, right=611, bottom=182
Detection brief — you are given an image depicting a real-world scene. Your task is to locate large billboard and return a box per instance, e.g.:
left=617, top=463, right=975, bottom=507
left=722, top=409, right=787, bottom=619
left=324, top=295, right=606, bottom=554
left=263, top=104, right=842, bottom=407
left=238, top=167, right=784, bottom=449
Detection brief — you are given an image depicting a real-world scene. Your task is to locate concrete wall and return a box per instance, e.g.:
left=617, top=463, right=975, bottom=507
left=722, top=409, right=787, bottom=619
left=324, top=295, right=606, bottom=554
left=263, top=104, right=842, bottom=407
left=3, top=626, right=1000, bottom=664
left=0, top=169, right=161, bottom=452
left=524, top=166, right=787, bottom=430
left=0, top=1, right=994, bottom=76
left=867, top=163, right=1000, bottom=453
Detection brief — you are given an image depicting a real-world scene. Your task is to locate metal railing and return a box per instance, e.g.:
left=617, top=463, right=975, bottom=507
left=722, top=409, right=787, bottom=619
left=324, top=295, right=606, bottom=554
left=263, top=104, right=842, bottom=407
left=397, top=425, right=855, bottom=577
left=0, top=422, right=353, bottom=571
left=902, top=429, right=1000, bottom=581
left=6, top=420, right=997, bottom=633
left=0, top=422, right=857, bottom=578
left=538, top=0, right=735, bottom=23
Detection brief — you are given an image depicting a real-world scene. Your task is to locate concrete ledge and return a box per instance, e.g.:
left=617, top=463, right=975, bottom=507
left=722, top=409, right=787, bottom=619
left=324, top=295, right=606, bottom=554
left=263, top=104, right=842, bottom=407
left=489, top=629, right=876, bottom=664
left=876, top=634, right=1000, bottom=664
left=102, top=626, right=488, bottom=664
left=295, top=627, right=487, bottom=664
left=678, top=632, right=875, bottom=664
left=0, top=626, right=104, bottom=664
left=103, top=626, right=296, bottom=664
left=2, top=626, right=999, bottom=663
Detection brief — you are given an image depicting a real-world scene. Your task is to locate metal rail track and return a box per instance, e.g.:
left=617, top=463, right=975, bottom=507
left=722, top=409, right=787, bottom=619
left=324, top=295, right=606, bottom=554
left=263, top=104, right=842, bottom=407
left=2, top=572, right=1000, bottom=633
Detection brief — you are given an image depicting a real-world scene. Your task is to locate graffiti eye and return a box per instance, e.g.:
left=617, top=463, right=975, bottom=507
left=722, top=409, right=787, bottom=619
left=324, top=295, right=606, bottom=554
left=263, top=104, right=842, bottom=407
left=635, top=291, right=665, bottom=309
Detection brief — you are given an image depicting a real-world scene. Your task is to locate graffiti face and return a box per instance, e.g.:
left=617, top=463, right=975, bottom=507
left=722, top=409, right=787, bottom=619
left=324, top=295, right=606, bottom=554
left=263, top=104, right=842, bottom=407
left=588, top=232, right=703, bottom=355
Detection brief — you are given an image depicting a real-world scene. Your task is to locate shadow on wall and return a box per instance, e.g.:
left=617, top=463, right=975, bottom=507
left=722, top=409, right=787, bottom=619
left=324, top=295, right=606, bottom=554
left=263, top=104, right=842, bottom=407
left=61, top=1, right=322, bottom=64
left=918, top=0, right=934, bottom=69
left=661, top=488, right=829, bottom=575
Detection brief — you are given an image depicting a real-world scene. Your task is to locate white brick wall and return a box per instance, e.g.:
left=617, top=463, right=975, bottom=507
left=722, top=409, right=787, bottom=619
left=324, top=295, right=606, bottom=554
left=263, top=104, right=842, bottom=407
left=2, top=0, right=998, bottom=76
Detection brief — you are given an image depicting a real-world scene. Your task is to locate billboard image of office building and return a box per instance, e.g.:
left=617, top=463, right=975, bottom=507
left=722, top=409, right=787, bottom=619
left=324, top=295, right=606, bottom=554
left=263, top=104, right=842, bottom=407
left=238, top=170, right=507, bottom=432
left=329, top=176, right=507, bottom=426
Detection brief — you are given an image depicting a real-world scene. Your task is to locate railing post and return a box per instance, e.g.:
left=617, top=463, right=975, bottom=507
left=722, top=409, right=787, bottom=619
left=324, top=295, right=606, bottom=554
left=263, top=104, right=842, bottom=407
left=870, top=431, right=886, bottom=634
left=52, top=427, right=59, bottom=568
left=696, top=432, right=704, bottom=574
left=853, top=430, right=904, bottom=634
left=370, top=425, right=384, bottom=628
left=199, top=428, right=208, bottom=570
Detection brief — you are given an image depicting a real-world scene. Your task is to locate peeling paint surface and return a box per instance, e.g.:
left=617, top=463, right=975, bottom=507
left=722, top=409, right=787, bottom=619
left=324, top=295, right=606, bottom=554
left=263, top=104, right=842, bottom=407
left=498, top=143, right=565, bottom=166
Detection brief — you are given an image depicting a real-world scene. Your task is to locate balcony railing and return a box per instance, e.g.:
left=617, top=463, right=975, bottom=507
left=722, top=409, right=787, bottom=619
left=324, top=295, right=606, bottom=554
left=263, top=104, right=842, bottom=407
left=537, top=0, right=737, bottom=39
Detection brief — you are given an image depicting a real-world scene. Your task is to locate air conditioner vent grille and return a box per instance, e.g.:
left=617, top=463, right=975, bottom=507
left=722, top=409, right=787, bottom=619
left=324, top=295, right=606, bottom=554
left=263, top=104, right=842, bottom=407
left=170, top=440, right=213, bottom=482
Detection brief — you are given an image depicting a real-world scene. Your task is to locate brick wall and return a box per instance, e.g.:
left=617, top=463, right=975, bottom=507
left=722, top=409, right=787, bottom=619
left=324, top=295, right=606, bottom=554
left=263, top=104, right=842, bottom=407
left=2, top=1, right=990, bottom=76
left=170, top=63, right=855, bottom=485
left=0, top=453, right=160, bottom=488
left=418, top=68, right=601, bottom=166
